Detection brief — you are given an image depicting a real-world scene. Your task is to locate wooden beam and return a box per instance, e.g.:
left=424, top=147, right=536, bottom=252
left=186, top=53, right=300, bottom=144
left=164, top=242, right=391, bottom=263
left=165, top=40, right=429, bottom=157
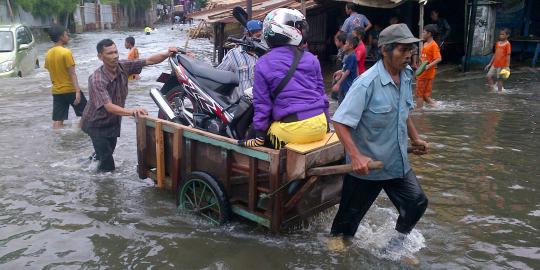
left=307, top=161, right=384, bottom=177
left=155, top=121, right=165, bottom=188
left=248, top=157, right=257, bottom=211
left=284, top=176, right=318, bottom=212
left=171, top=129, right=182, bottom=192
left=183, top=130, right=271, bottom=161
left=269, top=153, right=282, bottom=233
left=136, top=117, right=148, bottom=179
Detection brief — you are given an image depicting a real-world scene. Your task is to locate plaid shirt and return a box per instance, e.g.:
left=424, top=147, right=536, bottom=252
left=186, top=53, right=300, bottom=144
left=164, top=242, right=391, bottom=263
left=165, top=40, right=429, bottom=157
left=217, top=46, right=258, bottom=91
left=81, top=59, right=145, bottom=137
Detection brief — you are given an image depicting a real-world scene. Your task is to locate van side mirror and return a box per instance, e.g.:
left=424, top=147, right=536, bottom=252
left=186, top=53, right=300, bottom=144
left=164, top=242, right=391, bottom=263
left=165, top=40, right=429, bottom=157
left=18, top=44, right=30, bottom=51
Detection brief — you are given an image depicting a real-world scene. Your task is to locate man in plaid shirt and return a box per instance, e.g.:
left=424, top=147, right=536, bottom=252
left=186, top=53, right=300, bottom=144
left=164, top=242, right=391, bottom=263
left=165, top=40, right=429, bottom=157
left=81, top=39, right=178, bottom=172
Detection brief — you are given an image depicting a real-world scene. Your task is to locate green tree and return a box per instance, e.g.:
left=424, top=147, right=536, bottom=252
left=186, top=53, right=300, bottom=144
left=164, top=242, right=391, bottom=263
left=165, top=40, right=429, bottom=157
left=194, top=0, right=208, bottom=9
left=12, top=0, right=79, bottom=17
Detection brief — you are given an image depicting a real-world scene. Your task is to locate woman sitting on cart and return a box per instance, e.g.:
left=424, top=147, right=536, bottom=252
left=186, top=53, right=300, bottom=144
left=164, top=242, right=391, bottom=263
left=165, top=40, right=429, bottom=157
left=239, top=8, right=330, bottom=149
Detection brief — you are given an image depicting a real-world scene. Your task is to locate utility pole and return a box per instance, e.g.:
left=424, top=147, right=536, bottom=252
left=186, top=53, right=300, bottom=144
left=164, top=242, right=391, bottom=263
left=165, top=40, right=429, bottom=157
left=6, top=0, right=15, bottom=22
left=246, top=0, right=252, bottom=19
left=418, top=2, right=424, bottom=54
left=464, top=0, right=478, bottom=72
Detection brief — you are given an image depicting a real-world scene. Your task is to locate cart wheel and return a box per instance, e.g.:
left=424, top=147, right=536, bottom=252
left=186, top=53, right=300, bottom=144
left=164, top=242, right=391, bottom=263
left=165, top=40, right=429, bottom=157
left=178, top=172, right=231, bottom=225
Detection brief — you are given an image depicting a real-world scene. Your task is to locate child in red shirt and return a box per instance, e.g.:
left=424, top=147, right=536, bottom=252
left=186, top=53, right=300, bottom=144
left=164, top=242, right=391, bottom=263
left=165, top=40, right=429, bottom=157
left=485, top=28, right=511, bottom=92
left=416, top=24, right=442, bottom=109
left=352, top=27, right=366, bottom=75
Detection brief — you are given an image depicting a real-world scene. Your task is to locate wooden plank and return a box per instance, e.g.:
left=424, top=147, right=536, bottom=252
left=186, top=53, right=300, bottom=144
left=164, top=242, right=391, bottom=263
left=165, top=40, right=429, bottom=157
left=136, top=117, right=148, bottom=179
left=285, top=133, right=340, bottom=154
left=185, top=139, right=193, bottom=175
left=142, top=116, right=278, bottom=154
left=269, top=153, right=282, bottom=233
left=171, top=129, right=182, bottom=193
left=145, top=118, right=178, bottom=133
left=223, top=149, right=231, bottom=193
left=231, top=205, right=270, bottom=228
left=155, top=121, right=165, bottom=188
left=183, top=130, right=271, bottom=162
left=284, top=176, right=319, bottom=212
left=286, top=143, right=345, bottom=181
left=307, top=161, right=384, bottom=177
left=248, top=157, right=257, bottom=211
left=286, top=150, right=306, bottom=181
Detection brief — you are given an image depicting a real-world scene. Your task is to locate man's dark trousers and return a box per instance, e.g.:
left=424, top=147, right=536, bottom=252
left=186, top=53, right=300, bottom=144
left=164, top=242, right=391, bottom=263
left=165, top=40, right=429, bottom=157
left=331, top=170, right=428, bottom=237
left=90, top=136, right=117, bottom=172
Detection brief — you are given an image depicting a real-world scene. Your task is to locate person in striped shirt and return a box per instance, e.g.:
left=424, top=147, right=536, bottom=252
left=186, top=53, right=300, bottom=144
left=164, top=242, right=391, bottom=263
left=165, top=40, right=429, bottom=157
left=217, top=20, right=263, bottom=91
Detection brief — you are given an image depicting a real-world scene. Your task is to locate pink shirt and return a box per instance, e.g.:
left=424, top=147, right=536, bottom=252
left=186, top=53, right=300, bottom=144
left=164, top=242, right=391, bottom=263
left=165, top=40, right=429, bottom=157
left=355, top=42, right=366, bottom=75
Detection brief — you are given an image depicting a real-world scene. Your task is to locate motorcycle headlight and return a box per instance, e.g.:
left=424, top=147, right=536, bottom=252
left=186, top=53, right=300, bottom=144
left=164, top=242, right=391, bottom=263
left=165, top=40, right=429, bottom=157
left=0, top=61, right=14, bottom=73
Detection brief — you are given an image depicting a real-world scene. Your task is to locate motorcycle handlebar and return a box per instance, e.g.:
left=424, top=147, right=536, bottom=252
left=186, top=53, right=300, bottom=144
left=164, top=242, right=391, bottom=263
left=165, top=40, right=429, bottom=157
left=174, top=47, right=187, bottom=55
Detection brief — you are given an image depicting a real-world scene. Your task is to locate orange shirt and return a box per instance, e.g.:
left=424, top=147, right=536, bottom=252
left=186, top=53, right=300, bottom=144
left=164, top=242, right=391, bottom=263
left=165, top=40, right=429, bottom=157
left=492, top=41, right=511, bottom=68
left=418, top=40, right=441, bottom=80
left=127, top=47, right=139, bottom=60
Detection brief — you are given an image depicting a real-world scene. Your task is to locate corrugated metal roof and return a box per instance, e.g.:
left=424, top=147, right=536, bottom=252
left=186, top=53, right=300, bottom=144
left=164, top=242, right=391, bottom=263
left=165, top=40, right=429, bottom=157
left=188, top=0, right=318, bottom=24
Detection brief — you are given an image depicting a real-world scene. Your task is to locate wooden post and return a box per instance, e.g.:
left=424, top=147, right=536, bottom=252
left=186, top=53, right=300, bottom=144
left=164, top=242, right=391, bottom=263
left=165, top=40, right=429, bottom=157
left=269, top=153, right=282, bottom=233
left=171, top=129, right=182, bottom=193
left=248, top=157, right=257, bottom=211
left=418, top=2, right=424, bottom=55
left=301, top=0, right=306, bottom=16
left=6, top=0, right=14, bottom=22
left=246, top=0, right=252, bottom=19
left=212, top=23, right=218, bottom=63
left=155, top=121, right=165, bottom=188
left=136, top=117, right=148, bottom=179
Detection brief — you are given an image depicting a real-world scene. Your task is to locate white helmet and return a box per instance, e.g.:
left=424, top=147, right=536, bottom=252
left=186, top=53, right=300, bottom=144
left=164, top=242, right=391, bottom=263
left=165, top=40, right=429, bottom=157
left=263, top=8, right=308, bottom=48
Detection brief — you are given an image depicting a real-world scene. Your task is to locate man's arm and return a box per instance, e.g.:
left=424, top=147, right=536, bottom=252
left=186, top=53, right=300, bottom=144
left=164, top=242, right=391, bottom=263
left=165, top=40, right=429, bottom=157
left=506, top=44, right=511, bottom=69
left=485, top=54, right=495, bottom=71
left=144, top=47, right=178, bottom=66
left=334, top=122, right=373, bottom=175
left=407, top=117, right=428, bottom=155
left=364, top=21, right=372, bottom=32
left=443, top=19, right=451, bottom=40
left=68, top=66, right=82, bottom=105
left=216, top=50, right=234, bottom=71
left=103, top=102, right=148, bottom=118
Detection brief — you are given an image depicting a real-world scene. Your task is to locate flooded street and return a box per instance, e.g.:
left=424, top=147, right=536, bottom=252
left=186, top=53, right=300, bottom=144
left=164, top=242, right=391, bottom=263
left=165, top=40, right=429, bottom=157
left=0, top=27, right=539, bottom=269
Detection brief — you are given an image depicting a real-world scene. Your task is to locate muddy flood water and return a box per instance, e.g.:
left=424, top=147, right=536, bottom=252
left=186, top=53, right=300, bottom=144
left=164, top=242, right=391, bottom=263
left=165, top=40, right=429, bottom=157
left=0, top=25, right=539, bottom=269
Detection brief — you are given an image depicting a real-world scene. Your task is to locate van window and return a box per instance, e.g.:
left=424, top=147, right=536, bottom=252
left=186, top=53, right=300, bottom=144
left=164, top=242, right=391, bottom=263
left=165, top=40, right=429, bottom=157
left=24, top=27, right=34, bottom=43
left=0, top=31, right=14, bottom=52
left=16, top=27, right=31, bottom=45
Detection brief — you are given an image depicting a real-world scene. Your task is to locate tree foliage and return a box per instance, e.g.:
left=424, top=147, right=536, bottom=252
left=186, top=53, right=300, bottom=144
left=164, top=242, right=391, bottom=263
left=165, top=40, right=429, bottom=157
left=12, top=0, right=80, bottom=17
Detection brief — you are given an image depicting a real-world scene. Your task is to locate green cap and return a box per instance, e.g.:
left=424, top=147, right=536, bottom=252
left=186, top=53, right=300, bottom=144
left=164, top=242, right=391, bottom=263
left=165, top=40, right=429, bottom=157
left=378, top=23, right=421, bottom=47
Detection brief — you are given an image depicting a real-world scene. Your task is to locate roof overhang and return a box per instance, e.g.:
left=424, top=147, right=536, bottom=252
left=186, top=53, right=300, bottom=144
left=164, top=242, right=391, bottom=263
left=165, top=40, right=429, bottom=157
left=189, top=0, right=318, bottom=24
left=335, top=0, right=427, bottom=9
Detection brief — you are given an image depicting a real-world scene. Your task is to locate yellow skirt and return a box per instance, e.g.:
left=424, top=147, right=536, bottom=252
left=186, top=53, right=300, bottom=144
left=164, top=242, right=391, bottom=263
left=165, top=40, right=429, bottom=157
left=268, top=112, right=327, bottom=149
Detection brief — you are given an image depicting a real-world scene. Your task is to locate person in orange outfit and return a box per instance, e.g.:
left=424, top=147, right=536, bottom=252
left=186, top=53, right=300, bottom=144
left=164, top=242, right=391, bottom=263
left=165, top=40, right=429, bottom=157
left=416, top=24, right=441, bottom=109
left=484, top=28, right=511, bottom=92
left=125, top=36, right=140, bottom=80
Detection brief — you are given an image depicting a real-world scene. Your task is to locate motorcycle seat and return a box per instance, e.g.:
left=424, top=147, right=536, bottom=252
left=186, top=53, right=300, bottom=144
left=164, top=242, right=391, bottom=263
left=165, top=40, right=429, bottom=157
left=176, top=55, right=242, bottom=108
left=177, top=55, right=239, bottom=89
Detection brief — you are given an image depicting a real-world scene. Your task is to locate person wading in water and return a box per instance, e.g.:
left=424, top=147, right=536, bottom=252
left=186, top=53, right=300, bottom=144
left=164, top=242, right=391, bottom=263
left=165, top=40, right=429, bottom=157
left=329, top=24, right=429, bottom=256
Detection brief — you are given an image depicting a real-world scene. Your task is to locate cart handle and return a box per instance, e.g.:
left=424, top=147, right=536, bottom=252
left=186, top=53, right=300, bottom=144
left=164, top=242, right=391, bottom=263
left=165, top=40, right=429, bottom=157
left=307, top=161, right=384, bottom=177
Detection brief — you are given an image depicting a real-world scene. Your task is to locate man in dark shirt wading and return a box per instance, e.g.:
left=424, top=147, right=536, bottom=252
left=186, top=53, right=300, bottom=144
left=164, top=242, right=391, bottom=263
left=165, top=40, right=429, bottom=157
left=81, top=39, right=178, bottom=172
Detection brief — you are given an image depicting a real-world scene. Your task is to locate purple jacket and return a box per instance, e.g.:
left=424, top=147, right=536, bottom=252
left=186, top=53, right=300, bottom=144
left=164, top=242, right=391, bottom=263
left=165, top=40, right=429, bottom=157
left=252, top=46, right=330, bottom=132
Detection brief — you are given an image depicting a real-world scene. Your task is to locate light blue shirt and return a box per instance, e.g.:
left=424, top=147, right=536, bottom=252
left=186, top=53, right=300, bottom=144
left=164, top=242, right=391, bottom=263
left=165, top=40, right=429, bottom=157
left=217, top=46, right=258, bottom=92
left=340, top=12, right=370, bottom=34
left=332, top=60, right=414, bottom=180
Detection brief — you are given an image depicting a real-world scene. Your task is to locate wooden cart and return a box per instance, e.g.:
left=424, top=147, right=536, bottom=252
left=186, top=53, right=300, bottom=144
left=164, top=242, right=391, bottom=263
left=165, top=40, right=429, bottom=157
left=136, top=116, right=355, bottom=233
